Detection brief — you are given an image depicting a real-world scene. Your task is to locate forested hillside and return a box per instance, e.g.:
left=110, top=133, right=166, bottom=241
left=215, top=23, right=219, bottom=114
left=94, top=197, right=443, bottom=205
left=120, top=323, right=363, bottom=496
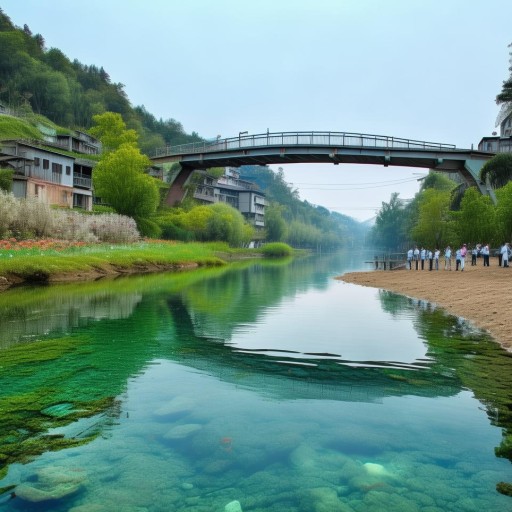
left=0, top=8, right=202, bottom=155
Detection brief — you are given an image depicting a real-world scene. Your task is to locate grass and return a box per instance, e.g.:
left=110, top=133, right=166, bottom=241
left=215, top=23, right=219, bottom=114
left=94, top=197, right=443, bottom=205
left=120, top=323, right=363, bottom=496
left=0, top=115, right=44, bottom=140
left=0, top=240, right=229, bottom=281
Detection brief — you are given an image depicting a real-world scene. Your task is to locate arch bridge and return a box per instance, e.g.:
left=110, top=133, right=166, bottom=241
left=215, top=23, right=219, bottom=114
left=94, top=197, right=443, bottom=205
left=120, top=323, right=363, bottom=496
left=151, top=131, right=495, bottom=206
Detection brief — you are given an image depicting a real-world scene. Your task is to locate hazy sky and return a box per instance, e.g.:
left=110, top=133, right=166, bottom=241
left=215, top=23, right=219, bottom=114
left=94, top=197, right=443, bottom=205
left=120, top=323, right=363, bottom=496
left=3, top=0, right=511, bottom=221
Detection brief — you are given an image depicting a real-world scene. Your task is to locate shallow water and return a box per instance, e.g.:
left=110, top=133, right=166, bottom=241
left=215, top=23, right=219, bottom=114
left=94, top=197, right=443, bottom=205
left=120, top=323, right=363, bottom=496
left=1, top=252, right=512, bottom=511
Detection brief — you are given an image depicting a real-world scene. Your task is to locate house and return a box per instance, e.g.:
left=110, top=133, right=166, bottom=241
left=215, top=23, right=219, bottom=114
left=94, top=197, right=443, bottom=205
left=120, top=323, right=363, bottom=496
left=55, top=130, right=102, bottom=155
left=194, top=167, right=266, bottom=228
left=0, top=139, right=94, bottom=211
left=478, top=110, right=512, bottom=153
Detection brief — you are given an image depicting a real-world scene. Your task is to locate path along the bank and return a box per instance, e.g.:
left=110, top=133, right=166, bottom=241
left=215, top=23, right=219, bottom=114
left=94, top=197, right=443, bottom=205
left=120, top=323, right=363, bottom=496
left=338, top=259, right=512, bottom=351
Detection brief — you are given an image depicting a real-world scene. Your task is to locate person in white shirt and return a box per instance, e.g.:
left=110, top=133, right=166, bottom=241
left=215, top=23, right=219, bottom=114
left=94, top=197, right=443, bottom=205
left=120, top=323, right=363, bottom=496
left=501, top=243, right=510, bottom=268
left=460, top=244, right=467, bottom=271
left=413, top=246, right=420, bottom=270
left=434, top=248, right=440, bottom=270
left=481, top=244, right=490, bottom=267
left=420, top=247, right=426, bottom=270
left=407, top=248, right=413, bottom=270
left=444, top=246, right=452, bottom=270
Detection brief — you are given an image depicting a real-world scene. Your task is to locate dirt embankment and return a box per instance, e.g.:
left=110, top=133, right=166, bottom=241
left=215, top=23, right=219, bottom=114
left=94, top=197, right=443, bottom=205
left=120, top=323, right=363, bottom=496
left=0, top=261, right=201, bottom=291
left=338, top=261, right=512, bottom=351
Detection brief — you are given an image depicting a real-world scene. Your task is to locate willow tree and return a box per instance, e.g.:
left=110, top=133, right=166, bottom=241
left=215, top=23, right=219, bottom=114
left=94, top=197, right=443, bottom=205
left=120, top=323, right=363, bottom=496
left=411, top=188, right=453, bottom=248
left=455, top=187, right=496, bottom=246
left=372, top=192, right=407, bottom=250
left=480, top=153, right=512, bottom=189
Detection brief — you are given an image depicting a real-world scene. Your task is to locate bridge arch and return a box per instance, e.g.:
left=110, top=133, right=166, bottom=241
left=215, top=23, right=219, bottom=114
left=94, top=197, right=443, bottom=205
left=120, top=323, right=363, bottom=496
left=151, top=131, right=495, bottom=206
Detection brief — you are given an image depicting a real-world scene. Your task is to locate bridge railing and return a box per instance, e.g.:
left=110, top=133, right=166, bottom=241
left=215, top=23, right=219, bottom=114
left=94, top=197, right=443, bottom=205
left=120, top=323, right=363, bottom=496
left=152, top=131, right=457, bottom=158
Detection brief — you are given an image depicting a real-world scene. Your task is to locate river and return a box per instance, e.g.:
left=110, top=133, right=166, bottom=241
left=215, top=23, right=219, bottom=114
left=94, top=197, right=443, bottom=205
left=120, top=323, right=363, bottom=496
left=1, top=251, right=512, bottom=511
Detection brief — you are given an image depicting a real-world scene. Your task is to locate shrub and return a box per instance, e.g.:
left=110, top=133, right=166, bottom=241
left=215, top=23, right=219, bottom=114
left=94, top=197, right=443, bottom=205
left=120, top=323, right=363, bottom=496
left=260, top=242, right=293, bottom=257
left=135, top=217, right=162, bottom=239
left=0, top=168, right=13, bottom=192
left=0, top=192, right=140, bottom=243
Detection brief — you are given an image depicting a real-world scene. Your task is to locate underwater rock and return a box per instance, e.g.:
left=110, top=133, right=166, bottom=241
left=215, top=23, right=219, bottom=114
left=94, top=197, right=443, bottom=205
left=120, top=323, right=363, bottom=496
left=15, top=481, right=82, bottom=502
left=181, top=482, right=194, bottom=490
left=224, top=500, right=243, bottom=512
left=15, top=465, right=86, bottom=503
left=154, top=396, right=195, bottom=417
left=164, top=423, right=202, bottom=439
left=363, top=462, right=392, bottom=477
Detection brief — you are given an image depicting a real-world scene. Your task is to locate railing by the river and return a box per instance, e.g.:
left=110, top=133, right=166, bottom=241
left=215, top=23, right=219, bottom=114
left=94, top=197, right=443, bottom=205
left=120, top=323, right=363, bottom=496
left=367, top=252, right=407, bottom=270
left=153, top=131, right=457, bottom=159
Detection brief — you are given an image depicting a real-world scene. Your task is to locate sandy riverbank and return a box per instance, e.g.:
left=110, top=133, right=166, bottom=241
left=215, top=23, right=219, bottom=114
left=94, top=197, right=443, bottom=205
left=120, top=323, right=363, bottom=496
left=338, top=259, right=512, bottom=351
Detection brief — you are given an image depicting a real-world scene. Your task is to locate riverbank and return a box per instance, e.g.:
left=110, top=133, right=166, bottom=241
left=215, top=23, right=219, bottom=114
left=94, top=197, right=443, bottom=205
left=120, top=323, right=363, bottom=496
left=0, top=240, right=253, bottom=291
left=338, top=260, right=512, bottom=351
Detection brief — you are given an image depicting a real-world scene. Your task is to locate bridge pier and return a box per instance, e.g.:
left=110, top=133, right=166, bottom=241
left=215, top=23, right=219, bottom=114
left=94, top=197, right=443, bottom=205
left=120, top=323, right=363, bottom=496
left=165, top=165, right=195, bottom=206
left=463, top=159, right=497, bottom=204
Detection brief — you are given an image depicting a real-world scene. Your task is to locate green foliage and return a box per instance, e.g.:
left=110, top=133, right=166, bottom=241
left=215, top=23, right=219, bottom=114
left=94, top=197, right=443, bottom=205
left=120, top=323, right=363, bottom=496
left=153, top=203, right=254, bottom=246
left=495, top=182, right=512, bottom=241
left=204, top=167, right=224, bottom=179
left=93, top=143, right=160, bottom=218
left=420, top=171, right=457, bottom=192
left=264, top=203, right=288, bottom=242
left=260, top=242, right=293, bottom=257
left=411, top=188, right=453, bottom=248
left=135, top=217, right=162, bottom=238
left=371, top=192, right=407, bottom=250
left=480, top=153, right=512, bottom=189
left=205, top=202, right=251, bottom=247
left=0, top=167, right=13, bottom=191
left=88, top=112, right=138, bottom=152
left=455, top=187, right=496, bottom=246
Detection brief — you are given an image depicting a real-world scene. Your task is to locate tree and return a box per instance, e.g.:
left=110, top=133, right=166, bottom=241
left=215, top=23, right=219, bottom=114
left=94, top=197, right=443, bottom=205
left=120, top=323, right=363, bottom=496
left=205, top=202, right=250, bottom=246
left=496, top=43, right=512, bottom=104
left=495, top=182, right=512, bottom=242
left=420, top=172, right=456, bottom=192
left=372, top=192, right=407, bottom=250
left=411, top=188, right=453, bottom=248
left=480, top=153, right=512, bottom=189
left=93, top=143, right=159, bottom=218
left=455, top=187, right=496, bottom=246
left=264, top=203, right=287, bottom=242
left=88, top=112, right=138, bottom=152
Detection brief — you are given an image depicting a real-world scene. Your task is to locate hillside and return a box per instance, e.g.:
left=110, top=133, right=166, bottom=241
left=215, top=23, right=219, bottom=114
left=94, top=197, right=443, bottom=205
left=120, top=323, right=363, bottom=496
left=0, top=8, right=202, bottom=156
left=0, top=7, right=369, bottom=248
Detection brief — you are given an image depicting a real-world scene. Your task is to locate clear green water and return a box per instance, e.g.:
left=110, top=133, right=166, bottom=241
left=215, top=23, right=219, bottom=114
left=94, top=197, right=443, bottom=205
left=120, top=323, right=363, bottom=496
left=1, top=252, right=512, bottom=511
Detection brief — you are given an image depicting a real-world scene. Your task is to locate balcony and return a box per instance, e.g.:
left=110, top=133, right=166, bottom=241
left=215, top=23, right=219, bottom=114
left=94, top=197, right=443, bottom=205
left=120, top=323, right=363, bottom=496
left=73, top=173, right=92, bottom=189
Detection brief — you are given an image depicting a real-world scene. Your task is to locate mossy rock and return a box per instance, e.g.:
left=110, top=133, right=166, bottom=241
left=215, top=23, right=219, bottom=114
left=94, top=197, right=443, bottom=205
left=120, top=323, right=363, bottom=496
left=496, top=481, right=512, bottom=497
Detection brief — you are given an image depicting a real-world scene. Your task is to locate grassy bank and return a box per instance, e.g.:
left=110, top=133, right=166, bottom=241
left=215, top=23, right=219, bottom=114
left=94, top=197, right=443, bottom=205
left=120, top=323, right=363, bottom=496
left=0, top=240, right=265, bottom=288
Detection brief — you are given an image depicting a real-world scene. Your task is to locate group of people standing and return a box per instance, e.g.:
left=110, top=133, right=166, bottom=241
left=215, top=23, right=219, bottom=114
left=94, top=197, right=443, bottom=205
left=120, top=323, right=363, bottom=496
left=406, top=243, right=511, bottom=271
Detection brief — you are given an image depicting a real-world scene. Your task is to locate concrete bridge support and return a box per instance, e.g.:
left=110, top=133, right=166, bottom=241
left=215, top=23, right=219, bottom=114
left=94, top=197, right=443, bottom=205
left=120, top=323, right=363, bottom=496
left=165, top=165, right=195, bottom=207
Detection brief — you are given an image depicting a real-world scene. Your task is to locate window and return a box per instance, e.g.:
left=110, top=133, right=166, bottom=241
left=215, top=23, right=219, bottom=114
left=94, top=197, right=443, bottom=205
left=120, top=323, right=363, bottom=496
left=34, top=157, right=40, bottom=166
left=52, top=163, right=63, bottom=173
left=66, top=166, right=71, bottom=176
left=43, top=159, right=49, bottom=169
